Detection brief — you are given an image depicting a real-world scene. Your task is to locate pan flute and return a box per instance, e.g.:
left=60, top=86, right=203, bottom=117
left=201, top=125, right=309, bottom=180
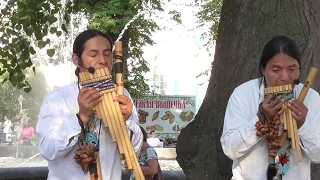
left=261, top=67, right=318, bottom=163
left=79, top=41, right=144, bottom=180
left=264, top=84, right=302, bottom=161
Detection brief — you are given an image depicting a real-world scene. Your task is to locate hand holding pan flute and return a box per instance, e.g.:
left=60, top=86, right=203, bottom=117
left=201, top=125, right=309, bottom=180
left=113, top=94, right=133, bottom=121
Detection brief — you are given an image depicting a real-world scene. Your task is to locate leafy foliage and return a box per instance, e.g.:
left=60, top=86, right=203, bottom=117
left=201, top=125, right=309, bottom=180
left=194, top=0, right=222, bottom=51
left=0, top=0, right=68, bottom=92
left=193, top=0, right=223, bottom=80
left=0, top=0, right=182, bottom=99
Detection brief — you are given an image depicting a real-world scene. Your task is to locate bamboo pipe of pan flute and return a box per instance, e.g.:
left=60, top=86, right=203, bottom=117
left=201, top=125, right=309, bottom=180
left=113, top=41, right=145, bottom=180
left=294, top=67, right=318, bottom=162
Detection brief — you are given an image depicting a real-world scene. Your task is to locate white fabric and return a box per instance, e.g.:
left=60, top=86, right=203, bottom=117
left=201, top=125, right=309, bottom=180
left=36, top=82, right=143, bottom=180
left=221, top=78, right=320, bottom=180
left=147, top=138, right=162, bottom=148
left=3, top=118, right=12, bottom=134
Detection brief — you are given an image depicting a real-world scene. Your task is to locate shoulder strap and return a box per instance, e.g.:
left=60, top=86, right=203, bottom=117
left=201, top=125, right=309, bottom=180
left=130, top=129, right=134, bottom=141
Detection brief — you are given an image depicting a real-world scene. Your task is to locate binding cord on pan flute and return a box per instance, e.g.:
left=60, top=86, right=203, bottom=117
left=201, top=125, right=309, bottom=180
left=78, top=41, right=145, bottom=180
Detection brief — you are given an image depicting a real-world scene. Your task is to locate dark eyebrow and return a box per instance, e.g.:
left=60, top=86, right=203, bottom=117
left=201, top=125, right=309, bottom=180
left=88, top=50, right=99, bottom=53
left=288, top=64, right=298, bottom=68
left=270, top=65, right=281, bottom=68
left=87, top=49, right=112, bottom=53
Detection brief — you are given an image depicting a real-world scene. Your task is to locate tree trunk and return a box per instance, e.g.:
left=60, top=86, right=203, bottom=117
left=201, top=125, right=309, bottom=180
left=176, top=0, right=320, bottom=179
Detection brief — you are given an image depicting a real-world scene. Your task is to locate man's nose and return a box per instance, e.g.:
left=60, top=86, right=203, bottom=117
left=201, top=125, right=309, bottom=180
left=280, top=70, right=290, bottom=82
left=97, top=55, right=107, bottom=64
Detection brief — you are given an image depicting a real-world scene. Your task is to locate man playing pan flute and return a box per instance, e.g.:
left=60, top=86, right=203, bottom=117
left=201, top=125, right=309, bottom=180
left=36, top=29, right=143, bottom=180
left=220, top=36, right=320, bottom=180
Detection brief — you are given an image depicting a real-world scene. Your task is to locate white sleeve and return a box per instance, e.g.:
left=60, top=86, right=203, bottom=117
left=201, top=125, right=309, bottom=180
left=220, top=89, right=261, bottom=160
left=36, top=95, right=81, bottom=161
left=298, top=92, right=320, bottom=163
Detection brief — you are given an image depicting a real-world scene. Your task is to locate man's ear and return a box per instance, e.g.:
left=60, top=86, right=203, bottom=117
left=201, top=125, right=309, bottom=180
left=72, top=54, right=80, bottom=68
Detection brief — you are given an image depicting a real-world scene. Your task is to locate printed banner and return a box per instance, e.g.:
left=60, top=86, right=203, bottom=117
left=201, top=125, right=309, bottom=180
left=133, top=95, right=196, bottom=133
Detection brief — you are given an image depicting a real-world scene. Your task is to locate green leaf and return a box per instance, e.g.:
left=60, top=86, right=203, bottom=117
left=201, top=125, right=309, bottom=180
left=61, top=24, right=67, bottom=32
left=15, top=24, right=22, bottom=31
left=0, top=69, right=6, bottom=76
left=42, top=3, right=50, bottom=11
left=56, top=31, right=62, bottom=37
left=17, top=82, right=25, bottom=89
left=38, top=41, right=47, bottom=49
left=47, top=49, right=55, bottom=57
left=48, top=16, right=57, bottom=24
left=2, top=78, right=8, bottom=83
left=51, top=8, right=59, bottom=14
left=20, top=62, right=27, bottom=69
left=26, top=59, right=33, bottom=67
left=9, top=74, right=17, bottom=86
left=29, top=47, right=36, bottom=55
left=42, top=27, right=48, bottom=35
left=24, top=86, right=32, bottom=93
left=35, top=29, right=43, bottom=40
left=50, top=0, right=58, bottom=5
left=50, top=27, right=57, bottom=34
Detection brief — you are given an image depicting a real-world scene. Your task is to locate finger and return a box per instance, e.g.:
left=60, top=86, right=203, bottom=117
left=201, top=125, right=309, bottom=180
left=87, top=96, right=103, bottom=108
left=291, top=111, right=300, bottom=121
left=277, top=104, right=286, bottom=115
left=79, top=87, right=91, bottom=95
left=288, top=101, right=300, bottom=115
left=256, top=121, right=262, bottom=126
left=79, top=89, right=100, bottom=102
left=75, top=149, right=86, bottom=156
left=263, top=95, right=273, bottom=104
left=85, top=89, right=103, bottom=101
left=290, top=100, right=308, bottom=115
left=269, top=96, right=281, bottom=108
left=113, top=95, right=131, bottom=104
left=271, top=100, right=283, bottom=112
left=119, top=104, right=129, bottom=110
left=288, top=100, right=302, bottom=110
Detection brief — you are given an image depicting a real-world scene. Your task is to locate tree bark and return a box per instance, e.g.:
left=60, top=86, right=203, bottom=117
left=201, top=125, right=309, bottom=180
left=176, top=0, right=320, bottom=179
